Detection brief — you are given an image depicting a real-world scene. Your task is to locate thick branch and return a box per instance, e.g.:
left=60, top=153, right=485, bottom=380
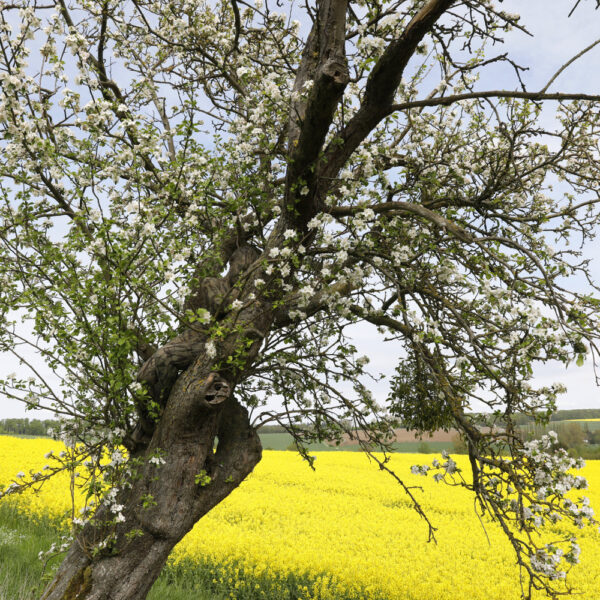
left=272, top=280, right=357, bottom=328
left=349, top=305, right=413, bottom=337
left=137, top=328, right=208, bottom=406
left=362, top=0, right=455, bottom=109
left=321, top=0, right=455, bottom=179
left=284, top=0, right=349, bottom=226
left=327, top=201, right=474, bottom=242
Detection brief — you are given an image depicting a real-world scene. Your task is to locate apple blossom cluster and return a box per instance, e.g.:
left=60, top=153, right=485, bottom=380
left=38, top=534, right=74, bottom=566
left=412, top=434, right=596, bottom=583
left=104, top=487, right=126, bottom=524
left=411, top=451, right=456, bottom=479
left=520, top=433, right=593, bottom=528
left=529, top=540, right=581, bottom=581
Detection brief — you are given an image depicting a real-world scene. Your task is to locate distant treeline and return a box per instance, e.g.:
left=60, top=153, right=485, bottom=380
left=509, top=409, right=600, bottom=425
left=257, top=425, right=289, bottom=434
left=0, top=418, right=59, bottom=437
left=548, top=408, right=600, bottom=421
left=261, top=412, right=600, bottom=433
left=1, top=420, right=290, bottom=437
left=4, top=411, right=599, bottom=439
left=466, top=409, right=600, bottom=427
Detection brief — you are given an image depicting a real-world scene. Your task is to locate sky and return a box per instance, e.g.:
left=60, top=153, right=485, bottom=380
left=1, top=0, right=600, bottom=420
left=346, top=0, right=600, bottom=413
left=472, top=0, right=600, bottom=411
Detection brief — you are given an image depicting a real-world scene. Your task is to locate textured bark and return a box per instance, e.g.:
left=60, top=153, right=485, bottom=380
left=128, top=244, right=261, bottom=450
left=41, top=364, right=262, bottom=600
left=321, top=0, right=455, bottom=179
left=42, top=280, right=272, bottom=600
left=284, top=0, right=349, bottom=227
left=184, top=244, right=260, bottom=318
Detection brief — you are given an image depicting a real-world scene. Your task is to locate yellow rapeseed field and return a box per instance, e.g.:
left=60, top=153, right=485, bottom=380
left=1, top=436, right=600, bottom=600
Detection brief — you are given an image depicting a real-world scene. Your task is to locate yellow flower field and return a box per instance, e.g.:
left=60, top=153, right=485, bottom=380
left=1, top=436, right=600, bottom=600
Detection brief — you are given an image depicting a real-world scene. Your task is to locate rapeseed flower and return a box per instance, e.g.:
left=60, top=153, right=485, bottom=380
left=1, top=437, right=599, bottom=599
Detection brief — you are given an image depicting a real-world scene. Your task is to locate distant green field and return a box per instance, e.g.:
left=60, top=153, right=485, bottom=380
left=258, top=432, right=454, bottom=454
left=259, top=432, right=332, bottom=451
left=389, top=441, right=453, bottom=453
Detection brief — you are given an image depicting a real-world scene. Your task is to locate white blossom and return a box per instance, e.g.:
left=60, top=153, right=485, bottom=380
left=205, top=340, right=217, bottom=359
left=109, top=450, right=125, bottom=467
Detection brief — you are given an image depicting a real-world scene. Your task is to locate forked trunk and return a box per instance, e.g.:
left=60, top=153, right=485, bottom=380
left=41, top=359, right=262, bottom=600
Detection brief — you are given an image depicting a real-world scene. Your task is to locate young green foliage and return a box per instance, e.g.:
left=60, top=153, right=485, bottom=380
left=1, top=1, right=600, bottom=598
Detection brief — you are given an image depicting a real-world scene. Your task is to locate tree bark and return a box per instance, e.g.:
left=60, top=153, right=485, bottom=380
left=41, top=360, right=262, bottom=600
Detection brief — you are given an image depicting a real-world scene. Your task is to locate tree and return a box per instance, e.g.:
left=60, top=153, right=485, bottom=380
left=1, top=1, right=600, bottom=598
left=557, top=422, right=586, bottom=450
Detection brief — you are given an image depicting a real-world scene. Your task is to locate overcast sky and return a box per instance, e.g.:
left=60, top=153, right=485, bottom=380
left=489, top=0, right=600, bottom=411
left=348, top=0, right=600, bottom=413
left=1, top=1, right=600, bottom=420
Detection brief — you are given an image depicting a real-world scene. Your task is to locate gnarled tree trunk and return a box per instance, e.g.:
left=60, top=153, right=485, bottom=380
left=38, top=0, right=355, bottom=596
left=41, top=358, right=262, bottom=600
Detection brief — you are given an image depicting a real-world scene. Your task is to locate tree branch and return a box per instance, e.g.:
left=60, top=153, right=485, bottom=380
left=230, top=0, right=241, bottom=52
left=387, top=90, right=600, bottom=115
left=272, top=280, right=357, bottom=328
left=284, top=0, right=349, bottom=226
left=326, top=201, right=474, bottom=242
left=57, top=0, right=159, bottom=177
left=320, top=0, right=455, bottom=180
left=540, top=37, right=600, bottom=93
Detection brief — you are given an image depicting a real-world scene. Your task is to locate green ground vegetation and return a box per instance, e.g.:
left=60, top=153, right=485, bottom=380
left=0, top=503, right=382, bottom=600
left=0, top=502, right=226, bottom=600
left=0, top=504, right=59, bottom=600
left=0, top=503, right=224, bottom=600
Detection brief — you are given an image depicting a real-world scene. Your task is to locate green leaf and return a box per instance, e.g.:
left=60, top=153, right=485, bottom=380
left=195, top=469, right=212, bottom=487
